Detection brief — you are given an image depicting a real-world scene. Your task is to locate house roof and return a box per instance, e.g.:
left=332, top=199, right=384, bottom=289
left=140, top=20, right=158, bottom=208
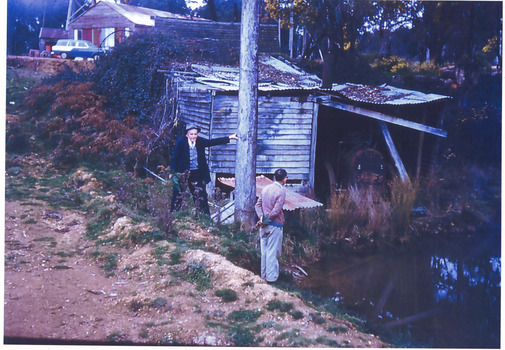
left=177, top=55, right=322, bottom=92
left=39, top=28, right=71, bottom=40
left=103, top=2, right=197, bottom=26
left=330, top=83, right=451, bottom=105
left=73, top=1, right=204, bottom=28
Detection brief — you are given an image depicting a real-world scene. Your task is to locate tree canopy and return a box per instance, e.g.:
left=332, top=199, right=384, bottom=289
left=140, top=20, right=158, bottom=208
left=7, top=0, right=67, bottom=55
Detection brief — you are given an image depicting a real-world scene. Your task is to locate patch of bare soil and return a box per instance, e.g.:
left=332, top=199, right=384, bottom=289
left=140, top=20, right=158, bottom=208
left=4, top=157, right=388, bottom=347
left=7, top=56, right=96, bottom=74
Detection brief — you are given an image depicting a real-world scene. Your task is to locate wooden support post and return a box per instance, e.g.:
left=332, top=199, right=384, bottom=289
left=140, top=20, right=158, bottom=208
left=308, top=101, right=319, bottom=190
left=235, top=0, right=259, bottom=230
left=379, top=121, right=409, bottom=182
left=415, top=108, right=428, bottom=181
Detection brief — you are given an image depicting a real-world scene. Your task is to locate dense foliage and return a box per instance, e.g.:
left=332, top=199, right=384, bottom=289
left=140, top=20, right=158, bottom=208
left=17, top=29, right=240, bottom=173
left=93, top=29, right=239, bottom=123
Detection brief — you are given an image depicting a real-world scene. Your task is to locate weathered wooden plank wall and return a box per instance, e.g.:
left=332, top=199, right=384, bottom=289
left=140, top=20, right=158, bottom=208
left=210, top=94, right=314, bottom=182
left=177, top=89, right=212, bottom=136
left=155, top=18, right=279, bottom=55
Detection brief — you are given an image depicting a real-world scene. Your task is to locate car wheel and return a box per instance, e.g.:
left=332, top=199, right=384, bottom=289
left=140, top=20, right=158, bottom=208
left=91, top=54, right=100, bottom=60
left=61, top=52, right=68, bottom=59
left=40, top=50, right=50, bottom=58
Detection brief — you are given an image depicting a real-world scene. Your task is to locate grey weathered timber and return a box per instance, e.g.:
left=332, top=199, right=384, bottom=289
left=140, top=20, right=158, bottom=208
left=319, top=97, right=448, bottom=138
left=309, top=102, right=319, bottom=189
left=211, top=94, right=313, bottom=182
left=379, top=121, right=409, bottom=182
left=234, top=0, right=259, bottom=229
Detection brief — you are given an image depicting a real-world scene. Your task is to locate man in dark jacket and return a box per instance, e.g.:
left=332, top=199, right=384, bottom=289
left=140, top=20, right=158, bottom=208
left=170, top=124, right=237, bottom=216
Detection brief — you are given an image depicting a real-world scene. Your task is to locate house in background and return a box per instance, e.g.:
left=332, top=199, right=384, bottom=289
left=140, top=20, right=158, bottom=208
left=66, top=1, right=203, bottom=49
left=65, top=1, right=280, bottom=53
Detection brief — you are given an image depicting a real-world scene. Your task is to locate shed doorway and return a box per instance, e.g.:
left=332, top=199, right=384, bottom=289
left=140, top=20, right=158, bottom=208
left=313, top=105, right=391, bottom=204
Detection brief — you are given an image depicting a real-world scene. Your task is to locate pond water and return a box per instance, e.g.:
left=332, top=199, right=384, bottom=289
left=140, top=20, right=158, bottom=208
left=299, top=229, right=500, bottom=348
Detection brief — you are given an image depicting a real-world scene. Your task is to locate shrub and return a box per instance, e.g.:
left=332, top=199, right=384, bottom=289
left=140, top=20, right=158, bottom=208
left=150, top=297, right=168, bottom=309
left=215, top=288, right=239, bottom=302
left=185, top=260, right=213, bottom=291
left=290, top=310, right=304, bottom=320
left=92, top=29, right=239, bottom=124
left=6, top=120, right=31, bottom=153
left=371, top=56, right=411, bottom=73
left=229, top=325, right=259, bottom=346
left=129, top=299, right=146, bottom=311
left=328, top=323, right=349, bottom=334
left=228, top=309, right=263, bottom=323
left=309, top=312, right=326, bottom=324
left=266, top=300, right=294, bottom=312
left=24, top=82, right=65, bottom=117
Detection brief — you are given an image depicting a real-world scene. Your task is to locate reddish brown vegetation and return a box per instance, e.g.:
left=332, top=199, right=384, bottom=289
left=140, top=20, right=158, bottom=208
left=24, top=80, right=161, bottom=171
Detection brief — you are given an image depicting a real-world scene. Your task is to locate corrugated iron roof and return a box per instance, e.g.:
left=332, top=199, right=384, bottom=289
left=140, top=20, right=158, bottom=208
left=174, top=58, right=452, bottom=103
left=330, top=83, right=451, bottom=105
left=218, top=175, right=323, bottom=211
left=186, top=55, right=322, bottom=92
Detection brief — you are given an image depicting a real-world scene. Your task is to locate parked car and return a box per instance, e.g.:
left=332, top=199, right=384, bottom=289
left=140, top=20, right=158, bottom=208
left=51, top=39, right=105, bottom=59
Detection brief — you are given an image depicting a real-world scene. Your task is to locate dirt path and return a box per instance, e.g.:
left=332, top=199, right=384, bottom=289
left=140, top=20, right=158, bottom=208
left=4, top=156, right=387, bottom=347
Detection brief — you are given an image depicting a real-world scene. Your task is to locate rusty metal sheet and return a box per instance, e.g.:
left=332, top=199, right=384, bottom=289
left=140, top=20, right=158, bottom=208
left=330, top=83, right=451, bottom=105
left=218, top=175, right=323, bottom=211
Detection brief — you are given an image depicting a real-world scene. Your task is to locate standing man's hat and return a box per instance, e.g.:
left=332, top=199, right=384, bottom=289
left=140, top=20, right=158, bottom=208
left=184, top=124, right=201, bottom=134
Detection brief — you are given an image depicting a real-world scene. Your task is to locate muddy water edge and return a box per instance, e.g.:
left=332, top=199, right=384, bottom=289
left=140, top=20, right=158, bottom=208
left=299, top=228, right=500, bottom=348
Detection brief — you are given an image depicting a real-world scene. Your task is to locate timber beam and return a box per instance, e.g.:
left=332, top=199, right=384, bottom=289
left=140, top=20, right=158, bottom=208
left=316, top=96, right=447, bottom=138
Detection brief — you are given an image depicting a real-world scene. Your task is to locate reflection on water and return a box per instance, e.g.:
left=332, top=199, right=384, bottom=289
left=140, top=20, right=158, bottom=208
left=300, top=231, right=500, bottom=348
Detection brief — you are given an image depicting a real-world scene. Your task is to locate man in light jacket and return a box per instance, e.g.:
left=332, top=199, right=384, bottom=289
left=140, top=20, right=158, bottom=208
left=255, top=169, right=288, bottom=283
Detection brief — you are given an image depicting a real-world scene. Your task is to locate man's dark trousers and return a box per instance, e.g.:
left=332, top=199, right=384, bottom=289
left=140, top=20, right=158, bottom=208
left=170, top=170, right=210, bottom=216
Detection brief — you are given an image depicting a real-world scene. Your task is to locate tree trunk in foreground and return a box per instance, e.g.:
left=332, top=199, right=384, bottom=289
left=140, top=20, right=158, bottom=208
left=234, top=0, right=259, bottom=230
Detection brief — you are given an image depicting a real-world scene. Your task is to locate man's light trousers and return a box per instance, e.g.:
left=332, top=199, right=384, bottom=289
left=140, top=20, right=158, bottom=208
left=260, top=225, right=283, bottom=282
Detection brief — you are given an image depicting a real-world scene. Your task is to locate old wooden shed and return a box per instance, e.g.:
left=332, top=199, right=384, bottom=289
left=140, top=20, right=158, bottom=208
left=168, top=55, right=451, bottom=203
